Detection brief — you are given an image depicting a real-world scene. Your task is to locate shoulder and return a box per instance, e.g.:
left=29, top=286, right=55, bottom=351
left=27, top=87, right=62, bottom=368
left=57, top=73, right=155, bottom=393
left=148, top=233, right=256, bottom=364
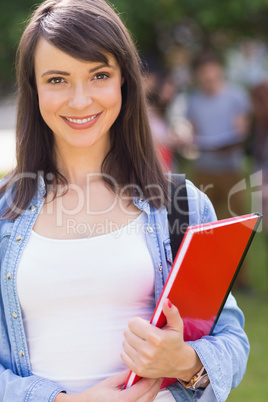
left=226, top=83, right=246, bottom=96
left=0, top=175, right=8, bottom=187
left=0, top=178, right=10, bottom=239
left=185, top=179, right=217, bottom=226
left=0, top=175, right=15, bottom=221
left=187, top=90, right=202, bottom=107
left=188, top=91, right=202, bottom=105
left=0, top=176, right=9, bottom=215
left=226, top=84, right=250, bottom=105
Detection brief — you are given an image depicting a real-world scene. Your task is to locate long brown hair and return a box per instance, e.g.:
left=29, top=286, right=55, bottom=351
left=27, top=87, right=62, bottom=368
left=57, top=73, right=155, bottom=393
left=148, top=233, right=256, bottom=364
left=0, top=0, right=169, bottom=220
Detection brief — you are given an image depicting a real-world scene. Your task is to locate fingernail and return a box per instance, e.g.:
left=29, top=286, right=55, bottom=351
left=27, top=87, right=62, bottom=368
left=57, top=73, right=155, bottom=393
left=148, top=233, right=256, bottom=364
left=167, top=299, right=172, bottom=309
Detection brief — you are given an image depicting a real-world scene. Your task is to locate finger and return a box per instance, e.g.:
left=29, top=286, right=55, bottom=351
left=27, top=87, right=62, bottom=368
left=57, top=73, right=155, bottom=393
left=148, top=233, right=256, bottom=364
left=121, top=346, right=158, bottom=379
left=123, top=329, right=162, bottom=371
left=136, top=378, right=163, bottom=402
left=162, top=299, right=183, bottom=332
left=125, top=377, right=163, bottom=402
left=124, top=327, right=146, bottom=352
left=128, top=317, right=150, bottom=339
left=128, top=317, right=164, bottom=344
left=108, top=369, right=131, bottom=388
left=122, top=338, right=139, bottom=364
left=120, top=349, right=138, bottom=374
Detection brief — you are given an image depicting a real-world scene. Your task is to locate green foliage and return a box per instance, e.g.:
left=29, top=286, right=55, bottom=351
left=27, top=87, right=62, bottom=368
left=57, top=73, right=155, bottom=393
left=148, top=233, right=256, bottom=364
left=2, top=0, right=268, bottom=91
left=0, top=0, right=41, bottom=93
left=112, top=0, right=268, bottom=51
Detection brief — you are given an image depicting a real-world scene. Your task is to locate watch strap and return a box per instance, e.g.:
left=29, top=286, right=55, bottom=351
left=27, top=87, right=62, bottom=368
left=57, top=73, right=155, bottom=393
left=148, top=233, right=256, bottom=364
left=178, top=366, right=210, bottom=390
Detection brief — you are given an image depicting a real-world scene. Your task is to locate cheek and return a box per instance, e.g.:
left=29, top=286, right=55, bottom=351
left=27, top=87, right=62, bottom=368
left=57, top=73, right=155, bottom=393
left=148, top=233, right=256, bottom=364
left=37, top=89, right=65, bottom=121
left=101, top=82, right=122, bottom=114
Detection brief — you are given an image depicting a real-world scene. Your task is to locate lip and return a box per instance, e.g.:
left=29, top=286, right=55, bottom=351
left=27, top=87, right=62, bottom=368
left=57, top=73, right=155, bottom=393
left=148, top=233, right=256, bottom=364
left=61, top=112, right=102, bottom=130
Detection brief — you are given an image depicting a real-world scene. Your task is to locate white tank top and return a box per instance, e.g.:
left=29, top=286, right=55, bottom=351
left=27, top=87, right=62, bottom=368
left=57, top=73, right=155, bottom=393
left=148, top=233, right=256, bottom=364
left=17, top=212, right=175, bottom=400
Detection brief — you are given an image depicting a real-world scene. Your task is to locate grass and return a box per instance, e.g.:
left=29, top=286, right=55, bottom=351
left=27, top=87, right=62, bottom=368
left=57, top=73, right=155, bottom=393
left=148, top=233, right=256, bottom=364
left=227, top=231, right=268, bottom=402
left=228, top=293, right=268, bottom=402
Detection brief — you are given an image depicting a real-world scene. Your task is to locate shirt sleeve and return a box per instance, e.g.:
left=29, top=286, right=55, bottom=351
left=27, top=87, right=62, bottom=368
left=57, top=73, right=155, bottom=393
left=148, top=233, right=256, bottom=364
left=0, top=206, right=66, bottom=401
left=233, top=86, right=251, bottom=115
left=0, top=364, right=66, bottom=402
left=186, top=190, right=250, bottom=402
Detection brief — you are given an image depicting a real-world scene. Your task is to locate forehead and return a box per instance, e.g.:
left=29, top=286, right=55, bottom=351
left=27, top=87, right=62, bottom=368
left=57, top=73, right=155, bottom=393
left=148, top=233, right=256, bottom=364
left=34, top=38, right=119, bottom=73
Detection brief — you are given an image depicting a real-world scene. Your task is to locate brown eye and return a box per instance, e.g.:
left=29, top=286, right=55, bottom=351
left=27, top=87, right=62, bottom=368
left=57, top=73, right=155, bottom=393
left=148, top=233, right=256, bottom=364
left=48, top=77, right=65, bottom=85
left=93, top=73, right=109, bottom=81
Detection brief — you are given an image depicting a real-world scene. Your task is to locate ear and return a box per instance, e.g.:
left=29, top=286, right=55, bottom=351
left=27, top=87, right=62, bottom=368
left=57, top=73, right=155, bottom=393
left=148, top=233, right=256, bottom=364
left=121, top=76, right=125, bottom=86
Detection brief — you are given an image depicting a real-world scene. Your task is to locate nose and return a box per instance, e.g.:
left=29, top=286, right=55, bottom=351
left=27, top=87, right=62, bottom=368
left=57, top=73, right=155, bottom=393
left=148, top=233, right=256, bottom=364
left=68, top=83, right=93, bottom=110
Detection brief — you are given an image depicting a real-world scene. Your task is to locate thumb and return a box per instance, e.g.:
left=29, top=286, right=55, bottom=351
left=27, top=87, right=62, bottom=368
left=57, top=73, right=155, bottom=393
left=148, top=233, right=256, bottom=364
left=162, top=298, right=183, bottom=332
left=109, top=369, right=130, bottom=387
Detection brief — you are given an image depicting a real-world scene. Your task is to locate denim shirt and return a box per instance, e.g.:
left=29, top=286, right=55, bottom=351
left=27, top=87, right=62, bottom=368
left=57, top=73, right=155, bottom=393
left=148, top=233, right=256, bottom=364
left=0, top=176, right=249, bottom=402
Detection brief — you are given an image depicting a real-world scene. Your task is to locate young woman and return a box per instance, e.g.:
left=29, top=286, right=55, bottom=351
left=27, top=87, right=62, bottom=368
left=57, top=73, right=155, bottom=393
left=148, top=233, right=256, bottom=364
left=0, top=1, right=249, bottom=401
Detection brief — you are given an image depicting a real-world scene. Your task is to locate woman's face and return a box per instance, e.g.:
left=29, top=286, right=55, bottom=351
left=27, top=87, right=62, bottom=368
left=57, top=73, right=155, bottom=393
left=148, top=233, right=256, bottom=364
left=34, top=38, right=123, bottom=151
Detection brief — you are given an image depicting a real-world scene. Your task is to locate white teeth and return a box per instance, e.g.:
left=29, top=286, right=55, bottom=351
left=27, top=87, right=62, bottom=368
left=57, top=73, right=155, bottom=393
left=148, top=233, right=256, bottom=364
left=65, top=115, right=98, bottom=124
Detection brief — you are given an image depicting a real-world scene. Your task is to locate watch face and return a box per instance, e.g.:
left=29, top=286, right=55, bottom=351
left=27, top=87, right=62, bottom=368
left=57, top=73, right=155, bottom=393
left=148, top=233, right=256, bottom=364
left=193, top=374, right=210, bottom=390
left=178, top=367, right=210, bottom=390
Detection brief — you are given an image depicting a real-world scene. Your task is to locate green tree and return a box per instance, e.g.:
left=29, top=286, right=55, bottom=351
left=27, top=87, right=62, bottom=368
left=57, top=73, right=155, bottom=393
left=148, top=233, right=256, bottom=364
left=0, top=0, right=42, bottom=94
left=112, top=0, right=268, bottom=54
left=2, top=0, right=268, bottom=92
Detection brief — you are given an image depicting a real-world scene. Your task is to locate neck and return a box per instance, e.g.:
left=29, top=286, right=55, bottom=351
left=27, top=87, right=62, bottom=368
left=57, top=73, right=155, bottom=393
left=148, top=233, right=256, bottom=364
left=54, top=138, right=110, bottom=188
left=205, top=81, right=225, bottom=96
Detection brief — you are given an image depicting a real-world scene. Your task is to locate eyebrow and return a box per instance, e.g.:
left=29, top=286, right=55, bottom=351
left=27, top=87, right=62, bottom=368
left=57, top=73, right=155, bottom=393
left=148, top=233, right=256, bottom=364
left=41, top=63, right=115, bottom=77
left=41, top=70, right=70, bottom=77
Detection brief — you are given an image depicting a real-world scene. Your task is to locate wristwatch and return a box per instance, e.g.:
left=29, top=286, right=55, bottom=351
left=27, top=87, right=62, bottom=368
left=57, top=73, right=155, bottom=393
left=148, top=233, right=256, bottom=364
left=178, top=366, right=210, bottom=390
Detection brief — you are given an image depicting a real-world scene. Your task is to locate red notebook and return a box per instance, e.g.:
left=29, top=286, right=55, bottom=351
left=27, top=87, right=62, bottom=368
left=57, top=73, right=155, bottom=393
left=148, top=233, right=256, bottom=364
left=124, top=212, right=262, bottom=389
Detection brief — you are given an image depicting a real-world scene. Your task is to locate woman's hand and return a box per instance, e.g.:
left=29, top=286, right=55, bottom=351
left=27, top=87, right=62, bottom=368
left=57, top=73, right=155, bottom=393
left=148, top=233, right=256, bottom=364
left=55, top=370, right=162, bottom=402
left=121, top=299, right=202, bottom=382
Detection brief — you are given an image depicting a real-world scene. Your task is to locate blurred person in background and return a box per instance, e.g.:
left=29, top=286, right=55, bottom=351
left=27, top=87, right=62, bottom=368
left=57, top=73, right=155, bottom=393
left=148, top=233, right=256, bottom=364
left=250, top=82, right=268, bottom=236
left=144, top=61, right=184, bottom=171
left=187, top=53, right=250, bottom=219
left=187, top=53, right=251, bottom=289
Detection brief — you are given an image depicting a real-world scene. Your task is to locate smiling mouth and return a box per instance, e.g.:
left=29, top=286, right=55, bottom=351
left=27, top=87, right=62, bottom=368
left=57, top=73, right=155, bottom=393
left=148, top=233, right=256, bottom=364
left=63, top=113, right=100, bottom=124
